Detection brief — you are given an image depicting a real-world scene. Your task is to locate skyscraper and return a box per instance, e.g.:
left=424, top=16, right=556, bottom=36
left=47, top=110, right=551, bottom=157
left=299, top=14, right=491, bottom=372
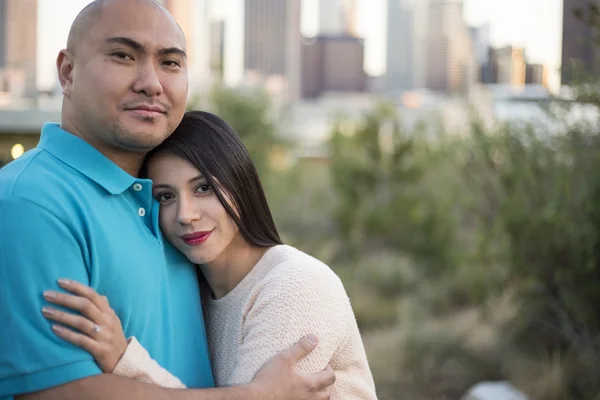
left=470, top=23, right=491, bottom=66
left=301, top=36, right=366, bottom=98
left=0, top=1, right=6, bottom=69
left=490, top=46, right=526, bottom=87
left=159, top=0, right=212, bottom=91
left=0, top=0, right=37, bottom=96
left=210, top=20, right=226, bottom=80
left=526, top=64, right=549, bottom=88
left=561, top=0, right=600, bottom=85
left=318, top=0, right=357, bottom=36
left=425, top=0, right=472, bottom=92
left=244, top=0, right=301, bottom=100
left=386, top=0, right=430, bottom=91
left=385, top=0, right=415, bottom=91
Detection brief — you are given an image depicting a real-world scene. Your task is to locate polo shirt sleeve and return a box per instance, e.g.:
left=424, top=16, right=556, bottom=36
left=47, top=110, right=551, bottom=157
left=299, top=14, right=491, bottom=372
left=0, top=197, right=102, bottom=398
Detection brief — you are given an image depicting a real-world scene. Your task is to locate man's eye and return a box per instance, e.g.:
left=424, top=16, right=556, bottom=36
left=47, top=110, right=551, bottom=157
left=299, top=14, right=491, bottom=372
left=163, top=60, right=181, bottom=68
left=112, top=52, right=133, bottom=61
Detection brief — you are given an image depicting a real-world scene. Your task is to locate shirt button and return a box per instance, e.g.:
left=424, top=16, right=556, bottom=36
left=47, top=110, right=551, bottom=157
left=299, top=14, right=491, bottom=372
left=138, top=208, right=146, bottom=217
left=133, top=183, right=143, bottom=191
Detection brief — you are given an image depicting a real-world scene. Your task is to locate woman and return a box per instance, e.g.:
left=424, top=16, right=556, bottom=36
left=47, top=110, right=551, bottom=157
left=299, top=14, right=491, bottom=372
left=41, top=111, right=377, bottom=399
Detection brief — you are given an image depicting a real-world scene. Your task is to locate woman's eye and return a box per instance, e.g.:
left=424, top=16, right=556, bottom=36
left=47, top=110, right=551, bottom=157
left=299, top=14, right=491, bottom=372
left=196, top=184, right=212, bottom=194
left=156, top=193, right=174, bottom=202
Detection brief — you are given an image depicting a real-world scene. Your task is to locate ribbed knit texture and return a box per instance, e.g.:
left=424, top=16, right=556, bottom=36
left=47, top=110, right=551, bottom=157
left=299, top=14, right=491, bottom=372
left=113, top=337, right=186, bottom=388
left=206, top=245, right=377, bottom=399
left=113, top=245, right=377, bottom=399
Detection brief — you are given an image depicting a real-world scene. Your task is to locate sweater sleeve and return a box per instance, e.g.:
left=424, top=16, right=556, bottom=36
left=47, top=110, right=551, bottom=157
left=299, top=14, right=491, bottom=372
left=226, top=262, right=352, bottom=385
left=112, top=337, right=187, bottom=389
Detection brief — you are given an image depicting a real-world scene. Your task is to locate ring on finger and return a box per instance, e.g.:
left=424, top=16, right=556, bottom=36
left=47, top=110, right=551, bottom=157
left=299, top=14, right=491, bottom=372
left=90, top=323, right=102, bottom=338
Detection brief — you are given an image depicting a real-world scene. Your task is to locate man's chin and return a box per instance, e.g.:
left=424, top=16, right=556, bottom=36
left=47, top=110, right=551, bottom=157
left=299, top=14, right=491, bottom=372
left=116, top=128, right=171, bottom=151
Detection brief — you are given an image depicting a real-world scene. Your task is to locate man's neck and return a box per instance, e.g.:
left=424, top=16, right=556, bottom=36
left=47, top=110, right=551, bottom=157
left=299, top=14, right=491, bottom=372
left=60, top=119, right=146, bottom=177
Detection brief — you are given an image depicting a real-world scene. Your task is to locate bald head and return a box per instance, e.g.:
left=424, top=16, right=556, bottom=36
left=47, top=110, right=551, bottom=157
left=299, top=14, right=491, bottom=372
left=56, top=0, right=189, bottom=168
left=66, top=0, right=182, bottom=54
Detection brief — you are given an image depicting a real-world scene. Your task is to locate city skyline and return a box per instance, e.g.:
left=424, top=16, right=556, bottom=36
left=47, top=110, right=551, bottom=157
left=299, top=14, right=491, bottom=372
left=37, top=0, right=563, bottom=91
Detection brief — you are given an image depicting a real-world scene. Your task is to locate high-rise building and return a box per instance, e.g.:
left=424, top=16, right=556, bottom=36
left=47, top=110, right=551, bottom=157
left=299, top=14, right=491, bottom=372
left=385, top=0, right=429, bottom=91
left=0, top=1, right=6, bottom=69
left=318, top=0, right=357, bottom=36
left=526, top=63, right=549, bottom=88
left=561, top=0, right=600, bottom=85
left=470, top=24, right=491, bottom=65
left=209, top=20, right=226, bottom=80
left=479, top=46, right=527, bottom=88
left=0, top=0, right=37, bottom=96
left=301, top=35, right=366, bottom=98
left=160, top=0, right=212, bottom=91
left=425, top=0, right=472, bottom=92
left=244, top=0, right=302, bottom=100
left=494, top=46, right=526, bottom=87
left=386, top=0, right=414, bottom=91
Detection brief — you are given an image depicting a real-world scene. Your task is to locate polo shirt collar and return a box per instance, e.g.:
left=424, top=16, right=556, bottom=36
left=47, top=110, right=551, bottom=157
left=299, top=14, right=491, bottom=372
left=38, top=123, right=138, bottom=195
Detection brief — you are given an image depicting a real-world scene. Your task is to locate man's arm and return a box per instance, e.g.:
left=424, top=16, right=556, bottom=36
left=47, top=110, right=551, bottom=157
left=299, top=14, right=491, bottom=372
left=17, top=374, right=246, bottom=400
left=17, top=336, right=335, bottom=400
left=0, top=199, right=334, bottom=400
left=0, top=198, right=102, bottom=396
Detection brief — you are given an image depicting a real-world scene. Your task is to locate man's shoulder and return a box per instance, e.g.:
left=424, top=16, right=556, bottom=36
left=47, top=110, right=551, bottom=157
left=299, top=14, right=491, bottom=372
left=1, top=145, right=92, bottom=191
left=0, top=148, right=44, bottom=196
left=0, top=148, right=87, bottom=215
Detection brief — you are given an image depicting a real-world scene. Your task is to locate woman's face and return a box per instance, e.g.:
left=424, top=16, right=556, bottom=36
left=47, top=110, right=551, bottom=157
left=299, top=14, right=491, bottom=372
left=147, top=152, right=240, bottom=265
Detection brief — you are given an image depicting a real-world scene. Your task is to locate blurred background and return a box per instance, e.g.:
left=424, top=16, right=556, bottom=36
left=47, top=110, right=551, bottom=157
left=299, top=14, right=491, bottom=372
left=1, top=0, right=600, bottom=398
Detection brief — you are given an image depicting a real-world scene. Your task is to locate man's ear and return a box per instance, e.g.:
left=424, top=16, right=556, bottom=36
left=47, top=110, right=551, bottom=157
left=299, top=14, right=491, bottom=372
left=57, top=49, right=74, bottom=98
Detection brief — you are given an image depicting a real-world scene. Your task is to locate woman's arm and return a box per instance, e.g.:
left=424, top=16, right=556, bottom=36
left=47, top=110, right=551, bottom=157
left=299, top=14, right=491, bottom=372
left=113, top=337, right=187, bottom=388
left=225, top=261, right=377, bottom=399
left=41, top=279, right=186, bottom=388
left=226, top=262, right=352, bottom=385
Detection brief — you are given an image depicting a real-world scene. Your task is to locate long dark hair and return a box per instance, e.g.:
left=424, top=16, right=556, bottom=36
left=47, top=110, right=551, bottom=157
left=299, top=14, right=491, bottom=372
left=142, top=110, right=282, bottom=248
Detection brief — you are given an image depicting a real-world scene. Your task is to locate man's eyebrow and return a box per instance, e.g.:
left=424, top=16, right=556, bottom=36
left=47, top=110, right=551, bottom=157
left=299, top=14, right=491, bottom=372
left=158, top=47, right=187, bottom=59
left=105, top=36, right=144, bottom=52
left=104, top=36, right=186, bottom=58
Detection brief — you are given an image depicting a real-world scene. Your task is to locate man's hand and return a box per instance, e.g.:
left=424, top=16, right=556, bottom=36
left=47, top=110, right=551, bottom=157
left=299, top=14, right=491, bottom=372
left=247, top=335, right=336, bottom=400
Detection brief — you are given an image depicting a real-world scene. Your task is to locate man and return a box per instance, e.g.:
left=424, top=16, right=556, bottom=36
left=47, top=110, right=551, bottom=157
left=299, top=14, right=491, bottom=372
left=0, top=1, right=335, bottom=399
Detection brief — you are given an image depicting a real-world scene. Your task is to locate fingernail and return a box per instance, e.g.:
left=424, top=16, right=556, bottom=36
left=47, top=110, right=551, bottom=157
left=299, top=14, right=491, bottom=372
left=43, top=291, right=56, bottom=299
left=42, top=307, right=54, bottom=316
left=306, top=334, right=318, bottom=345
left=58, top=279, right=70, bottom=286
left=52, top=325, right=63, bottom=333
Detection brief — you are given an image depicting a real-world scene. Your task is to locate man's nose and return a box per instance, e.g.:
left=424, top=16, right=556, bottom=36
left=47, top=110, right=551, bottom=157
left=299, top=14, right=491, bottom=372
left=132, top=62, right=163, bottom=97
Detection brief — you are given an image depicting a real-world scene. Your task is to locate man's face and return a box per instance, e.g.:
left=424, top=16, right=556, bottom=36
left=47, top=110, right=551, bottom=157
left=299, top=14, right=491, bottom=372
left=63, top=1, right=188, bottom=154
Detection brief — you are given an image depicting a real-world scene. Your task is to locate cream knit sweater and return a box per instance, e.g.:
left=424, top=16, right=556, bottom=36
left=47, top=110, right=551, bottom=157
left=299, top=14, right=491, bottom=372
left=113, top=245, right=377, bottom=399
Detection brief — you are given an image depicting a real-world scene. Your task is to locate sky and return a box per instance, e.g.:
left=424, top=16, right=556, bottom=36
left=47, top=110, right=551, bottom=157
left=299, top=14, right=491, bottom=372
left=37, top=0, right=564, bottom=90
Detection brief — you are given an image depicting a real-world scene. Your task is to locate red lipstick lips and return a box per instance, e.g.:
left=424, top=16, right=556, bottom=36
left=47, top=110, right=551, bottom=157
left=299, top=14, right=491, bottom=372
left=181, top=230, right=212, bottom=245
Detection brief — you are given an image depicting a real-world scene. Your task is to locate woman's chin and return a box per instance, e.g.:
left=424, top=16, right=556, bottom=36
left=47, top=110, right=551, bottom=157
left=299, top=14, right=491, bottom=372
left=185, top=251, right=213, bottom=266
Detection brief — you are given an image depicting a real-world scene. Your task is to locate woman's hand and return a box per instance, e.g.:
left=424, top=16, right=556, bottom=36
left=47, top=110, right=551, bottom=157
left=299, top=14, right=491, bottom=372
left=42, top=279, right=128, bottom=373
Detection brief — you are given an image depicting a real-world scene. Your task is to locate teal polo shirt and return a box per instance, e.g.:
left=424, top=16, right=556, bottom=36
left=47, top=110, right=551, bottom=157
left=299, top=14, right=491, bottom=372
left=0, top=123, right=214, bottom=398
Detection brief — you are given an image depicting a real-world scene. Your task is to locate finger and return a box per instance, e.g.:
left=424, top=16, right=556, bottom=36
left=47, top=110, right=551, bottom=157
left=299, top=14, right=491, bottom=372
left=57, top=279, right=110, bottom=312
left=42, top=307, right=98, bottom=338
left=309, top=365, right=336, bottom=392
left=51, top=324, right=101, bottom=354
left=283, top=334, right=319, bottom=363
left=43, top=290, right=103, bottom=323
left=316, top=388, right=333, bottom=400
